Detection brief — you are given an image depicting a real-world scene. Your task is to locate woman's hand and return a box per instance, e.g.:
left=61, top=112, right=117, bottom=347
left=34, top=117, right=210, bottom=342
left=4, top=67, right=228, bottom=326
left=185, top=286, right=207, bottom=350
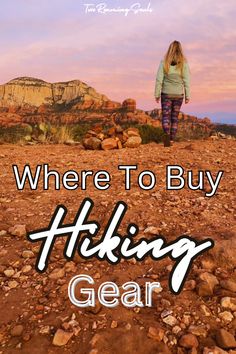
left=185, top=98, right=190, bottom=104
left=155, top=97, right=160, bottom=104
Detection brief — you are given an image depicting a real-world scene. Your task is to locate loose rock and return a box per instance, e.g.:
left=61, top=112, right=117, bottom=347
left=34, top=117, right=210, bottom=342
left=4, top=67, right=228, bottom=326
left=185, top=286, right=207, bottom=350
left=101, top=138, right=117, bottom=150
left=179, top=333, right=199, bottom=348
left=124, top=136, right=142, bottom=148
left=8, top=280, right=18, bottom=289
left=10, top=325, right=24, bottom=337
left=221, top=297, right=236, bottom=312
left=216, top=329, right=236, bottom=349
left=4, top=269, right=15, bottom=277
left=22, top=250, right=34, bottom=259
left=147, top=326, right=165, bottom=341
left=49, top=268, right=65, bottom=280
left=220, top=280, right=236, bottom=293
left=162, top=315, right=178, bottom=327
left=9, top=225, right=26, bottom=237
left=219, top=311, right=234, bottom=323
left=52, top=329, right=73, bottom=346
left=22, top=265, right=32, bottom=273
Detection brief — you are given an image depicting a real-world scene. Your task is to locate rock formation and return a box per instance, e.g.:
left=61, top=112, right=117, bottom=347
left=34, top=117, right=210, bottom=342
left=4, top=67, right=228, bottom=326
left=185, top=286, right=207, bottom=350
left=0, top=77, right=152, bottom=129
left=0, top=77, right=116, bottom=110
left=82, top=126, right=142, bottom=150
left=0, top=76, right=216, bottom=143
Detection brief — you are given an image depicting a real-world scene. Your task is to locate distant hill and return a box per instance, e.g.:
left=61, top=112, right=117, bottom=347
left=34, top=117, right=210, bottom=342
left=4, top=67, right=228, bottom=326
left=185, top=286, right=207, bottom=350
left=0, top=76, right=120, bottom=111
left=0, top=76, right=215, bottom=143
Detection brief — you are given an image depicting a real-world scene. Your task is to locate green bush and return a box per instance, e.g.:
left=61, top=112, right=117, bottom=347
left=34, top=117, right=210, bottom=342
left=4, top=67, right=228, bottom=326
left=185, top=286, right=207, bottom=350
left=136, top=124, right=164, bottom=144
left=72, top=123, right=93, bottom=141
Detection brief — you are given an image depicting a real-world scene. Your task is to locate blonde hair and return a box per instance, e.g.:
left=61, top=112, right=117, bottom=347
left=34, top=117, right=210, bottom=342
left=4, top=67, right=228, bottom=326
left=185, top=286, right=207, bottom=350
left=163, top=41, right=186, bottom=76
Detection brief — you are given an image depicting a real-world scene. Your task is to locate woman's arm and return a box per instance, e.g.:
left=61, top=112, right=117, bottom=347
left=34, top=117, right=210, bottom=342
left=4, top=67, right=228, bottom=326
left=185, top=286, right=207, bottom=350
left=154, top=60, right=164, bottom=98
left=183, top=62, right=190, bottom=102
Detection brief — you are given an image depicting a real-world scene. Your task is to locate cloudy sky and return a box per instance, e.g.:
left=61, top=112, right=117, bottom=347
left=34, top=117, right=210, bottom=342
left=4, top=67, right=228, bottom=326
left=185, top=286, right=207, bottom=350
left=0, top=0, right=235, bottom=123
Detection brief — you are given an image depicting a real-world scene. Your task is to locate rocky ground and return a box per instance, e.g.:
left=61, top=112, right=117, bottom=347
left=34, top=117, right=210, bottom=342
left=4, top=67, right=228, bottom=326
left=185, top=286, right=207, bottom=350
left=0, top=139, right=236, bottom=354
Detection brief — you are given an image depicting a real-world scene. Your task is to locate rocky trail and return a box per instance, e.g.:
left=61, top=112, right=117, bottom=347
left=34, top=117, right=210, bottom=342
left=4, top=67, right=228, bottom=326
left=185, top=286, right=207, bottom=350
left=0, top=139, right=236, bottom=354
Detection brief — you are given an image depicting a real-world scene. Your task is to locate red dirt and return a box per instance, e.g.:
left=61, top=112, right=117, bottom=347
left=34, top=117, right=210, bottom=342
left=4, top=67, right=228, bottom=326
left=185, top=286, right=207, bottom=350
left=0, top=139, right=235, bottom=353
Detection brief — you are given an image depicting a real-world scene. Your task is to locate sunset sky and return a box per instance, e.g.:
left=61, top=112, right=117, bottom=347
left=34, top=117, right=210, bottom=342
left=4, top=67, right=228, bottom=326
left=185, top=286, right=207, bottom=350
left=0, top=0, right=235, bottom=123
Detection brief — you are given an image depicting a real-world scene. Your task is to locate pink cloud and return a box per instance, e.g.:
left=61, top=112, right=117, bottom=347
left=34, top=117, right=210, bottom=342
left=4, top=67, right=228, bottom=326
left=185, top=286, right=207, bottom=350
left=0, top=0, right=235, bottom=122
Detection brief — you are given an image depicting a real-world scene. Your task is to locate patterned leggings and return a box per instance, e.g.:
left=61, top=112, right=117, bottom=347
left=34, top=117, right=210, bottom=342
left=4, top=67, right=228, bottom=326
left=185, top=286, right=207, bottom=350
left=161, top=93, right=183, bottom=140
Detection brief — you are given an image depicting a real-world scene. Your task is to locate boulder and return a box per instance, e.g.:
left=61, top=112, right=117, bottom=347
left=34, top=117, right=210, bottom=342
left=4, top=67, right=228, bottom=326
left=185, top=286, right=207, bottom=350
left=102, top=100, right=121, bottom=111
left=83, top=137, right=101, bottom=150
left=107, top=126, right=116, bottom=136
left=122, top=98, right=136, bottom=112
left=126, top=127, right=140, bottom=137
left=101, top=138, right=117, bottom=150
left=115, top=125, right=123, bottom=133
left=124, top=136, right=142, bottom=148
left=179, top=334, right=199, bottom=348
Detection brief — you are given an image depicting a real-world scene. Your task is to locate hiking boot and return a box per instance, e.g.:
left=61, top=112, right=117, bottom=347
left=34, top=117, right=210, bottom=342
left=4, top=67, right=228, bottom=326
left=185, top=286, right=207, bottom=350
left=163, top=134, right=171, bottom=147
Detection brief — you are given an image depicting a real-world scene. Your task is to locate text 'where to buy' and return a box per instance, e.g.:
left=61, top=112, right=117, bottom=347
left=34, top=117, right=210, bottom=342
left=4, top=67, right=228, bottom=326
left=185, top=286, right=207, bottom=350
left=12, top=164, right=224, bottom=197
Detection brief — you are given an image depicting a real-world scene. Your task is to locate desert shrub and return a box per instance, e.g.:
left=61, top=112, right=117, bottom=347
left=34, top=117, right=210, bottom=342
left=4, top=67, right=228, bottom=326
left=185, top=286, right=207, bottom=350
left=36, top=124, right=88, bottom=144
left=176, top=121, right=211, bottom=141
left=136, top=124, right=164, bottom=144
left=30, top=122, right=91, bottom=143
left=48, top=125, right=74, bottom=143
left=33, top=123, right=88, bottom=143
left=215, top=124, right=236, bottom=137
left=72, top=123, right=93, bottom=141
left=0, top=122, right=164, bottom=144
left=0, top=125, right=32, bottom=143
left=114, top=122, right=164, bottom=144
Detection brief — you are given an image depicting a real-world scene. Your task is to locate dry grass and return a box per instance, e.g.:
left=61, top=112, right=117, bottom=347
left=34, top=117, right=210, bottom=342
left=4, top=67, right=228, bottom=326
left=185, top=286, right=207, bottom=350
left=49, top=125, right=74, bottom=144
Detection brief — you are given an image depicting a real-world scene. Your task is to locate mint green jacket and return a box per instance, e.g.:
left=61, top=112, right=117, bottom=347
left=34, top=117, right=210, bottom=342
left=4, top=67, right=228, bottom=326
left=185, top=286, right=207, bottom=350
left=154, top=60, right=190, bottom=98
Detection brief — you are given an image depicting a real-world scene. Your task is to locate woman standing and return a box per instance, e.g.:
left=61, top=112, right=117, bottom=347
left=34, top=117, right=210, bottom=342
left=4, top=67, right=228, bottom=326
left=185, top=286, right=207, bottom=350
left=154, top=41, right=190, bottom=146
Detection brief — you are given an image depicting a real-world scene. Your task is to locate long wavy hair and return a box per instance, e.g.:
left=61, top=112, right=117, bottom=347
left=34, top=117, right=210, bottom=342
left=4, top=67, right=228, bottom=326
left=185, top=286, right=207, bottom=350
left=163, top=41, right=186, bottom=76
